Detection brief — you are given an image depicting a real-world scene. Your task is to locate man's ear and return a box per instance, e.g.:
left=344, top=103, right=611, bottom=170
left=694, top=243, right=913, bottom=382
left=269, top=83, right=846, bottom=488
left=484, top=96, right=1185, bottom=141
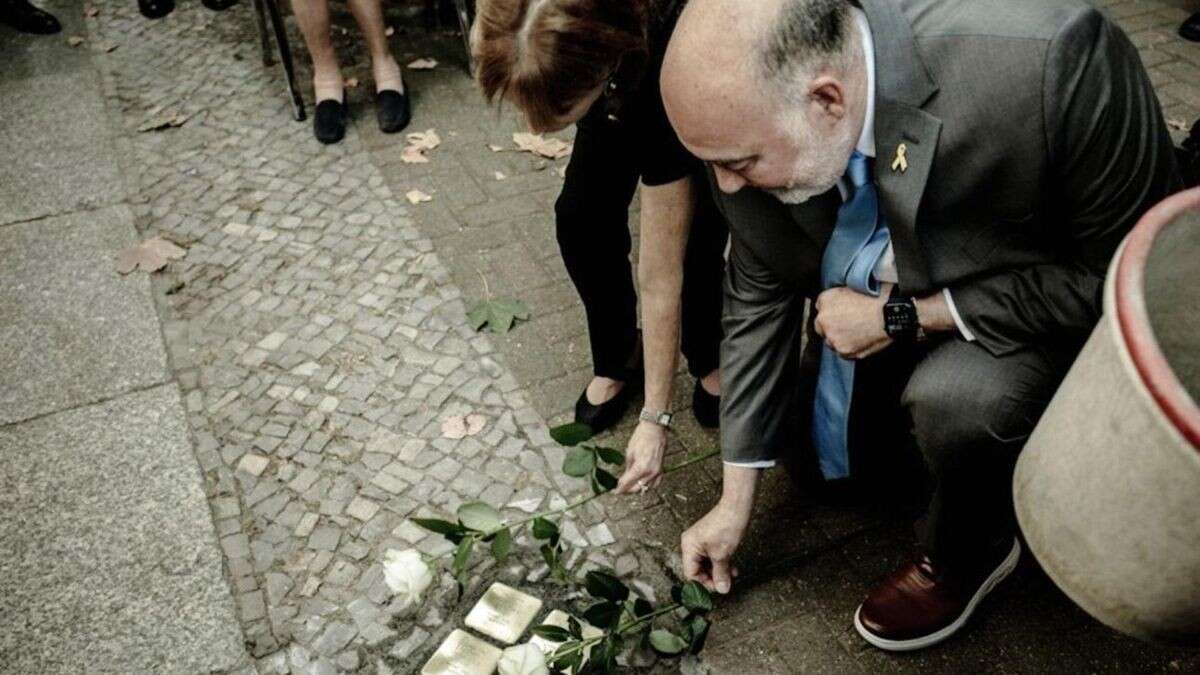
left=808, top=76, right=846, bottom=120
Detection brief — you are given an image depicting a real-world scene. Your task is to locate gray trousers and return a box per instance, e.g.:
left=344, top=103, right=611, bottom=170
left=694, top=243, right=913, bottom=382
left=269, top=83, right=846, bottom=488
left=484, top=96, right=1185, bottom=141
left=835, top=335, right=1077, bottom=566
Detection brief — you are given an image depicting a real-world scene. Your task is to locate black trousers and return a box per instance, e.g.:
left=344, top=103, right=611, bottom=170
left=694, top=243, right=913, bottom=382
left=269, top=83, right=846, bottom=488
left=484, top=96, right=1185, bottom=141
left=554, top=118, right=727, bottom=381
left=794, top=324, right=1078, bottom=567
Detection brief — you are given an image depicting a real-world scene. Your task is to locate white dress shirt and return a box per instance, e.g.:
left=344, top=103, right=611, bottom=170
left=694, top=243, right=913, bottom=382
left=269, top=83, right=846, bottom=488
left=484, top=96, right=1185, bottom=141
left=725, top=8, right=975, bottom=470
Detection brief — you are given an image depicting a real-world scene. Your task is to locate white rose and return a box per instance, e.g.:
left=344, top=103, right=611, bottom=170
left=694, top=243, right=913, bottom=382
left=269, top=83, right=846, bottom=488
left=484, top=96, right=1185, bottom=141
left=382, top=548, right=433, bottom=609
left=498, top=643, right=549, bottom=675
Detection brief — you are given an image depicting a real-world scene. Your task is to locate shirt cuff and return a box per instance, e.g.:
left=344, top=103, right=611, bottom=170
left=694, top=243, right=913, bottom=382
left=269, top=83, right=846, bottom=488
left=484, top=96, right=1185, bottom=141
left=723, top=459, right=777, bottom=469
left=942, top=288, right=977, bottom=342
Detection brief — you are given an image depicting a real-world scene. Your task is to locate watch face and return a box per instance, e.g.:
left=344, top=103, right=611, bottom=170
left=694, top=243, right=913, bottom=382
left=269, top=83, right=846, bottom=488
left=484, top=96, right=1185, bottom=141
left=884, top=301, right=918, bottom=338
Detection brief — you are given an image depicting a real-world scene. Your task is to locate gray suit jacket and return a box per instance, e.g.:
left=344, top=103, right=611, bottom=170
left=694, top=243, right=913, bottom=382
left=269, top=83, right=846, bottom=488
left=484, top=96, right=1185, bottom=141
left=715, top=0, right=1183, bottom=463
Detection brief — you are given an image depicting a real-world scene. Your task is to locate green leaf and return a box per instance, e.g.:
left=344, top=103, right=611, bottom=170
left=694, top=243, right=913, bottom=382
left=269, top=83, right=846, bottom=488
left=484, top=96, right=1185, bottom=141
left=679, top=581, right=714, bottom=613
left=584, top=570, right=629, bottom=603
left=490, top=527, right=512, bottom=562
left=567, top=615, right=583, bottom=639
left=687, top=616, right=711, bottom=654
left=492, top=298, right=531, bottom=320
left=648, top=629, right=689, bottom=656
left=592, top=446, right=625, bottom=466
left=457, top=501, right=503, bottom=532
left=452, top=536, right=473, bottom=576
left=467, top=297, right=531, bottom=334
left=531, top=517, right=559, bottom=541
left=549, top=422, right=594, bottom=446
left=633, top=597, right=654, bottom=618
left=466, top=303, right=490, bottom=331
left=411, top=517, right=465, bottom=538
left=531, top=624, right=572, bottom=642
left=562, top=446, right=596, bottom=477
left=540, top=543, right=558, bottom=568
left=582, top=601, right=622, bottom=629
left=591, top=467, right=617, bottom=495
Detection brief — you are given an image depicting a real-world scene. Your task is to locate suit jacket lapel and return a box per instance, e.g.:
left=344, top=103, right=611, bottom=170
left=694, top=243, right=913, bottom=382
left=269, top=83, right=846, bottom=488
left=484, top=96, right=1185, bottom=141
left=860, top=0, right=941, bottom=295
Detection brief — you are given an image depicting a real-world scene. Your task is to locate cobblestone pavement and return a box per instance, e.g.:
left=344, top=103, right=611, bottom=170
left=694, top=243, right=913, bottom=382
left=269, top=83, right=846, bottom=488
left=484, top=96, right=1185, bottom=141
left=73, top=0, right=1200, bottom=672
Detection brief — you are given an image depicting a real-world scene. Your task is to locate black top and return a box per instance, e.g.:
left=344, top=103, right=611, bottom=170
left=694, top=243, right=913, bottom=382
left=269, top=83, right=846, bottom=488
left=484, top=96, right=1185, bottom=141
left=579, top=0, right=697, bottom=187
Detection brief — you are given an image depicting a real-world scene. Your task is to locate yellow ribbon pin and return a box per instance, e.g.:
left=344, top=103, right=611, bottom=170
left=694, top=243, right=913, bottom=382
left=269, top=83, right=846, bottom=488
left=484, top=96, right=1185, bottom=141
left=891, top=143, right=909, bottom=173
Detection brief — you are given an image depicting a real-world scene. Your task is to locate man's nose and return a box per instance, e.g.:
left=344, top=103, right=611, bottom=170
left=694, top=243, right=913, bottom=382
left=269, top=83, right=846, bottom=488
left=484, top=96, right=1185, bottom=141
left=713, top=166, right=747, bottom=194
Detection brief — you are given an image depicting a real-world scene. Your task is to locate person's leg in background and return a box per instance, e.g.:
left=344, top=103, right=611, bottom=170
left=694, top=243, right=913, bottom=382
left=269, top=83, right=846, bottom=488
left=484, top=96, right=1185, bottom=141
left=1180, top=11, right=1199, bottom=41
left=345, top=0, right=410, bottom=133
left=555, top=115, right=642, bottom=433
left=0, top=0, right=60, bottom=33
left=678, top=178, right=728, bottom=428
left=290, top=0, right=348, bottom=143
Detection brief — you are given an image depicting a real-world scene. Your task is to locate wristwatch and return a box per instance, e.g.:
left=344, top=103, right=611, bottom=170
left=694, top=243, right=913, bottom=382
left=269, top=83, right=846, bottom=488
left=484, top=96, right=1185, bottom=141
left=639, top=409, right=673, bottom=428
left=883, top=287, right=927, bottom=342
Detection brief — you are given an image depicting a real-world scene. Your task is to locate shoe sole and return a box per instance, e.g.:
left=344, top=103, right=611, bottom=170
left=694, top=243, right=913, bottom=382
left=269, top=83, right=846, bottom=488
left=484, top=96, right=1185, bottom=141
left=853, top=538, right=1021, bottom=652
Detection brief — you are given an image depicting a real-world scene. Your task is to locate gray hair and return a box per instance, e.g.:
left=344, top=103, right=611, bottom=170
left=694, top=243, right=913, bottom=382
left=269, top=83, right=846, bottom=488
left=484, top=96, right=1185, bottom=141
left=757, top=0, right=856, bottom=100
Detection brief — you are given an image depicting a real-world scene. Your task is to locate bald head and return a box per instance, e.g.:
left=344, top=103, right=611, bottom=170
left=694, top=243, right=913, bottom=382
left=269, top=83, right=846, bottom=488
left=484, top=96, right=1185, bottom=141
left=662, top=0, right=866, bottom=201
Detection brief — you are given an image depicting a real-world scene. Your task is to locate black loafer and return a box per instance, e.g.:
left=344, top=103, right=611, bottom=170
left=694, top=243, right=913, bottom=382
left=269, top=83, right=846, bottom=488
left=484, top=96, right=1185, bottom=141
left=201, top=0, right=238, bottom=10
left=313, top=93, right=347, bottom=145
left=136, top=0, right=174, bottom=19
left=1181, top=12, right=1200, bottom=42
left=376, top=89, right=411, bottom=134
left=575, top=381, right=639, bottom=434
left=1, top=0, right=62, bottom=33
left=692, top=379, right=720, bottom=429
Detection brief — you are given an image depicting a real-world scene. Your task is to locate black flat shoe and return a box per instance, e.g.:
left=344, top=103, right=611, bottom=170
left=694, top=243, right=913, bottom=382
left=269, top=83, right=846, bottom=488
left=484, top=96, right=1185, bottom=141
left=575, top=382, right=638, bottom=435
left=1181, top=12, right=1200, bottom=42
left=376, top=88, right=411, bottom=134
left=692, top=379, right=720, bottom=429
left=1, top=0, right=61, bottom=33
left=137, top=0, right=174, bottom=19
left=313, top=93, right=347, bottom=145
left=201, top=0, right=238, bottom=10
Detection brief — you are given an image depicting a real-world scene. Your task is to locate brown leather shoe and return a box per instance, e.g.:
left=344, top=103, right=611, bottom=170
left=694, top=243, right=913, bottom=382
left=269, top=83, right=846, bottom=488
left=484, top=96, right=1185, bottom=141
left=854, top=538, right=1020, bottom=651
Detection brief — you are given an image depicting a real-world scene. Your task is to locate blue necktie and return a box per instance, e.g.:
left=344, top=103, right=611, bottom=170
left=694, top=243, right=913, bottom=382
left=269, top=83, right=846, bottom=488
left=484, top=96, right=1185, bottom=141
left=811, top=151, right=892, bottom=479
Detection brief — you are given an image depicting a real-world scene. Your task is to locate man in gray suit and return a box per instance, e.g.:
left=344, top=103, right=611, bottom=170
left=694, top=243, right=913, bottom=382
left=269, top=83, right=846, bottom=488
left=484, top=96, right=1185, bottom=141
left=660, top=0, right=1182, bottom=651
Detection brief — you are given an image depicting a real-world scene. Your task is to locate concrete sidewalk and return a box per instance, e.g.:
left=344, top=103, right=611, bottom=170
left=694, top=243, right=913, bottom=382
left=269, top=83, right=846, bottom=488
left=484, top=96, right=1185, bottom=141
left=0, top=3, right=249, bottom=672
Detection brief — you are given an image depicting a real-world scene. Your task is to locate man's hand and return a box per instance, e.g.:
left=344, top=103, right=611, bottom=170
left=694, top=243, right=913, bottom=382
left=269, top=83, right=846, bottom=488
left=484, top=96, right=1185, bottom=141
left=813, top=283, right=894, bottom=359
left=615, top=422, right=667, bottom=494
left=681, top=499, right=752, bottom=594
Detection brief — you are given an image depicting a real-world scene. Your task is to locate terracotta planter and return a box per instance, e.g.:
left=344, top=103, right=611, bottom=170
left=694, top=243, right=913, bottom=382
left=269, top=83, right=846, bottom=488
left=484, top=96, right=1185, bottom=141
left=1014, top=187, right=1200, bottom=646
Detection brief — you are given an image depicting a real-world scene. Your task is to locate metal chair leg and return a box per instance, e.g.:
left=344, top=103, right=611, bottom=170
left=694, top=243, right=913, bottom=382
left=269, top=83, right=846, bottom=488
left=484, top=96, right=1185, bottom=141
left=452, top=0, right=474, bottom=76
left=251, top=0, right=274, bottom=67
left=262, top=0, right=306, bottom=121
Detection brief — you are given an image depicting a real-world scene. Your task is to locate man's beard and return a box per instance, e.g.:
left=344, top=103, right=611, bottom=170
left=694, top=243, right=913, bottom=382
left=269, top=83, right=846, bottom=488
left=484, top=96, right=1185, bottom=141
left=767, top=119, right=856, bottom=205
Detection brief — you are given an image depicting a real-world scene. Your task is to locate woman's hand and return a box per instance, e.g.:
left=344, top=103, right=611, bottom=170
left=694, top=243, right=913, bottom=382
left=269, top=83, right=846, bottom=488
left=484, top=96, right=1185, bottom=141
left=615, top=421, right=668, bottom=494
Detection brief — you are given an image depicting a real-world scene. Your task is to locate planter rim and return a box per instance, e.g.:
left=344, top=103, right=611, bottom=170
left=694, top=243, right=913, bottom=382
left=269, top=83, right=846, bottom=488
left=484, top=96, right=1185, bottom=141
left=1114, top=186, right=1200, bottom=450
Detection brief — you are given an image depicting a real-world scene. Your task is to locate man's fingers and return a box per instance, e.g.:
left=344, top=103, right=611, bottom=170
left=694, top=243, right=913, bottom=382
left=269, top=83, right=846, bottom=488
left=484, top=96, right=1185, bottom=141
left=813, top=315, right=826, bottom=338
left=711, top=556, right=733, bottom=594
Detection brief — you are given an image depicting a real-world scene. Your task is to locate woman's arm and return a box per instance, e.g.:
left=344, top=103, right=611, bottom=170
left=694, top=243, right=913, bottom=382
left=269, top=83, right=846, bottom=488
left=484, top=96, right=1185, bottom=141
left=615, top=175, right=695, bottom=493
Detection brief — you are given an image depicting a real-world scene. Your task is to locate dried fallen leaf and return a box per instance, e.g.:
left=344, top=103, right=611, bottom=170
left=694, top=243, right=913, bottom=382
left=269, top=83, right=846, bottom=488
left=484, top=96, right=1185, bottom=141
left=400, top=145, right=430, bottom=164
left=441, top=414, right=489, bottom=439
left=115, top=237, right=186, bottom=274
left=406, top=129, right=440, bottom=150
left=385, top=26, right=394, bottom=36
left=1168, top=118, right=1188, bottom=132
left=494, top=171, right=507, bottom=181
left=512, top=132, right=572, bottom=160
left=83, top=5, right=98, bottom=16
left=345, top=77, right=359, bottom=89
left=407, top=57, right=438, bottom=70
left=137, top=111, right=190, bottom=132
left=487, top=144, right=504, bottom=153
left=97, top=41, right=118, bottom=53
left=67, top=35, right=84, bottom=47
left=405, top=189, right=432, bottom=204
